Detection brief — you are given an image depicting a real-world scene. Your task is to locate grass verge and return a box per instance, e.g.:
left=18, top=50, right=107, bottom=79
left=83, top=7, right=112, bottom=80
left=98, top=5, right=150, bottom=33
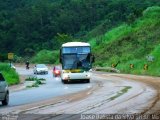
left=0, top=63, right=19, bottom=85
left=25, top=77, right=46, bottom=88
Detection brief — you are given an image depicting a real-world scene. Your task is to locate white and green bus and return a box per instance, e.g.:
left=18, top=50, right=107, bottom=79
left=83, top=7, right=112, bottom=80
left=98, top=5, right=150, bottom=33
left=60, top=42, right=95, bottom=83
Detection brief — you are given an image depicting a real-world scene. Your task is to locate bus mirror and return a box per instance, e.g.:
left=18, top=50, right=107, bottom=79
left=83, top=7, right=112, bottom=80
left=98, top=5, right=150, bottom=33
left=59, top=57, right=62, bottom=63
left=91, top=55, right=95, bottom=63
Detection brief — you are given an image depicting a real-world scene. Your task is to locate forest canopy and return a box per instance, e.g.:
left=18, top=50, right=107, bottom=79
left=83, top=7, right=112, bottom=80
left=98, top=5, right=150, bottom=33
left=0, top=0, right=160, bottom=56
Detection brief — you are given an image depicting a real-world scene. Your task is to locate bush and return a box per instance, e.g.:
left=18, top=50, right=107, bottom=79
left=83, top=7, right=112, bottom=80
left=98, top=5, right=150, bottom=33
left=31, top=50, right=59, bottom=64
left=0, top=63, right=19, bottom=85
left=26, top=77, right=46, bottom=88
left=143, top=6, right=160, bottom=18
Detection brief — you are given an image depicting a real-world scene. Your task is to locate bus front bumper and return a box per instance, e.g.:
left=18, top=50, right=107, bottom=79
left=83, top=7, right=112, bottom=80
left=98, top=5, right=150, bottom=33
left=61, top=72, right=91, bottom=81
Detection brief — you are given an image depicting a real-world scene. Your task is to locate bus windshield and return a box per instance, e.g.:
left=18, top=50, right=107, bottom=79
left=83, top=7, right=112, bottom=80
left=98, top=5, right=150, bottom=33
left=62, top=53, right=91, bottom=70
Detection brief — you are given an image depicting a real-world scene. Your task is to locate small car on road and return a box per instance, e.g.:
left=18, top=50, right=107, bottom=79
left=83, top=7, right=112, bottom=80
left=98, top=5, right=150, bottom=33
left=53, top=66, right=61, bottom=77
left=33, top=64, right=48, bottom=74
left=0, top=73, right=9, bottom=105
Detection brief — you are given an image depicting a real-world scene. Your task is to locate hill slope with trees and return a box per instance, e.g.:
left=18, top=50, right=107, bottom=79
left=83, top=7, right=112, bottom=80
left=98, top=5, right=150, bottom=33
left=0, top=0, right=160, bottom=56
left=0, top=0, right=160, bottom=76
left=90, top=6, right=160, bottom=76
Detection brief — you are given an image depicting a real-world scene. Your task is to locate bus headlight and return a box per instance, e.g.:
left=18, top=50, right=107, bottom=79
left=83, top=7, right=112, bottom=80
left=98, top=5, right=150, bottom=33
left=63, top=74, right=69, bottom=79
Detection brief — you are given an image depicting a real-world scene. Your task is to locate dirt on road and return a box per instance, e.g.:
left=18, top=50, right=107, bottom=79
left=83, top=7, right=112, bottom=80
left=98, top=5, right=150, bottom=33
left=112, top=74, right=160, bottom=114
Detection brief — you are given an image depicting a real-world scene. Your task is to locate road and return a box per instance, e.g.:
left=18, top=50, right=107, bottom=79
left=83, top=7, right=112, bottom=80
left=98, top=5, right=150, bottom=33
left=1, top=67, right=92, bottom=107
left=0, top=67, right=160, bottom=120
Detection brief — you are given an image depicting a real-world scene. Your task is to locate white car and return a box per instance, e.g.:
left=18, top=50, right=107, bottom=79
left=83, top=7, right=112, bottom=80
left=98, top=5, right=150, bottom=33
left=0, top=73, right=9, bottom=105
left=33, top=64, right=48, bottom=74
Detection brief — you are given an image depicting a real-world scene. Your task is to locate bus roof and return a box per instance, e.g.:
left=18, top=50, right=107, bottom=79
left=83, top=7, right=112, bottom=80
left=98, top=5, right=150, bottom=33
left=62, top=42, right=90, bottom=47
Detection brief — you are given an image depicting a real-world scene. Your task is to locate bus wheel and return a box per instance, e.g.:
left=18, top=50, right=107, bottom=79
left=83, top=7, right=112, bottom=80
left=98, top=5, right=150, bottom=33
left=64, top=80, right=68, bottom=84
left=62, top=79, right=67, bottom=84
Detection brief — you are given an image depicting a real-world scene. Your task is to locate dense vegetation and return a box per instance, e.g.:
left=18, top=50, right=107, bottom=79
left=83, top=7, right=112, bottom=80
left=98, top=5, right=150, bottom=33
left=0, top=63, right=19, bottom=85
left=91, top=6, right=160, bottom=76
left=31, top=49, right=59, bottom=64
left=0, top=0, right=160, bottom=57
left=0, top=0, right=160, bottom=77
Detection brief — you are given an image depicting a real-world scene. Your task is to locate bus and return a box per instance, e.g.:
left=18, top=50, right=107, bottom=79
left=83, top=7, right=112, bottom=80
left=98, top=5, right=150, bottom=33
left=59, top=42, right=95, bottom=83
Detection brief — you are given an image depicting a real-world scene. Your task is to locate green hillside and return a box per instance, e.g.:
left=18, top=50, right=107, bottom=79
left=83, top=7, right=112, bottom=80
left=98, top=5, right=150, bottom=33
left=0, top=1, right=159, bottom=76
left=90, top=6, right=160, bottom=76
left=1, top=0, right=160, bottom=56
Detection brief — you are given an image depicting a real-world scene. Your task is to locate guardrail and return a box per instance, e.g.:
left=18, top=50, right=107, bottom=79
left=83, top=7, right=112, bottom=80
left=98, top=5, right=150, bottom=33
left=93, top=67, right=120, bottom=73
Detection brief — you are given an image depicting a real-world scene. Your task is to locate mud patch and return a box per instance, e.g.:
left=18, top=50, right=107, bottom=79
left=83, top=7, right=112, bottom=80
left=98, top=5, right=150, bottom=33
left=109, top=86, right=132, bottom=100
